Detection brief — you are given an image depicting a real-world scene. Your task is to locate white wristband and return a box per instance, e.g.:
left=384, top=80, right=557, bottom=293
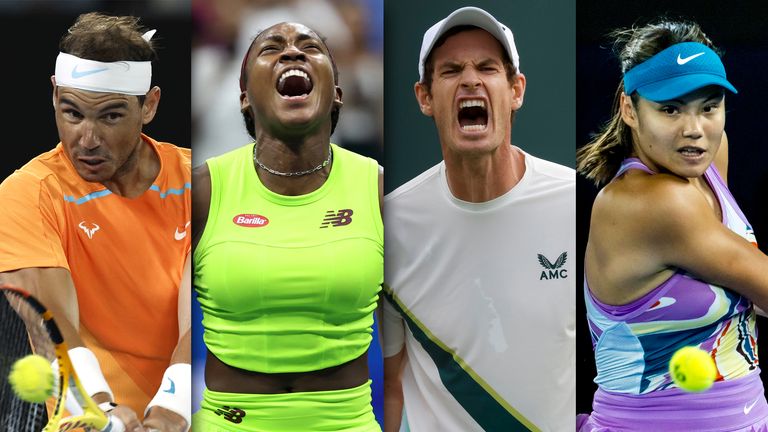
left=68, top=347, right=114, bottom=401
left=145, top=363, right=191, bottom=429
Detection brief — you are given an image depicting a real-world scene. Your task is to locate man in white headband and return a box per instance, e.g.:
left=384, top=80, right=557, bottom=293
left=0, top=12, right=190, bottom=432
left=382, top=6, right=575, bottom=431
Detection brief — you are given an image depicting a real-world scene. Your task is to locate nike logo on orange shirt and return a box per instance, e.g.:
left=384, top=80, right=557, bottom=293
left=174, top=221, right=190, bottom=240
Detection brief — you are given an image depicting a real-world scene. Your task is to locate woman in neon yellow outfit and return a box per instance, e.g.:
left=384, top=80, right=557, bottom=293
left=191, top=22, right=383, bottom=431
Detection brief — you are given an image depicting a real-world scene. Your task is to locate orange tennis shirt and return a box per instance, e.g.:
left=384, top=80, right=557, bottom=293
left=0, top=134, right=190, bottom=415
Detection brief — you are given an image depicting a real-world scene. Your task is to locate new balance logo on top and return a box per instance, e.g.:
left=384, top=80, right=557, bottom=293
left=320, top=209, right=353, bottom=228
left=538, top=252, right=568, bottom=280
left=214, top=406, right=246, bottom=424
left=78, top=221, right=100, bottom=239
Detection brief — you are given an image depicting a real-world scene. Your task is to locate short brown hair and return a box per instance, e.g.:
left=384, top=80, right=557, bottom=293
left=60, top=12, right=157, bottom=63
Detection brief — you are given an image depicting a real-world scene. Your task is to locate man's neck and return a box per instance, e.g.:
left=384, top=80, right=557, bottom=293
left=443, top=144, right=526, bottom=203
left=101, top=136, right=160, bottom=198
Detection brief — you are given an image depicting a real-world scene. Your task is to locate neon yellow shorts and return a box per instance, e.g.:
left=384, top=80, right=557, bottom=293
left=192, top=380, right=380, bottom=432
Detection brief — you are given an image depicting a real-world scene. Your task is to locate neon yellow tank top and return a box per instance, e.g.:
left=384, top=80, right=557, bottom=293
left=194, top=143, right=383, bottom=373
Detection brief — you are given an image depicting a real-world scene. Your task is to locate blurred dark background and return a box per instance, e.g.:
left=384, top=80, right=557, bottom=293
left=0, top=0, right=191, bottom=185
left=577, top=0, right=768, bottom=415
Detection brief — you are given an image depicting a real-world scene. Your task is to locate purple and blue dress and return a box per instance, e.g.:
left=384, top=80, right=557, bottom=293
left=579, top=158, right=767, bottom=432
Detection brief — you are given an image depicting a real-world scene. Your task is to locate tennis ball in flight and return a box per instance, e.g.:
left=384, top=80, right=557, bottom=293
left=9, top=354, right=55, bottom=403
left=669, top=346, right=716, bottom=392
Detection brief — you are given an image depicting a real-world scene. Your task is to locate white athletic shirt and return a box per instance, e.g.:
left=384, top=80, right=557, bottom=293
left=383, top=149, right=575, bottom=432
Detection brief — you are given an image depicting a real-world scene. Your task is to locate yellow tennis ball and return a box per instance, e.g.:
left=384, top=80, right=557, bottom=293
left=669, top=346, right=716, bottom=392
left=9, top=354, right=55, bottom=403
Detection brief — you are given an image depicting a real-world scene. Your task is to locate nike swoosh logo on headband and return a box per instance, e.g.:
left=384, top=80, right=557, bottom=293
left=677, top=52, right=705, bottom=65
left=71, top=65, right=108, bottom=79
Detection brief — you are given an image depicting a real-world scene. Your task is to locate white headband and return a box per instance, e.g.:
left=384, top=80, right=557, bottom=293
left=55, top=52, right=152, bottom=96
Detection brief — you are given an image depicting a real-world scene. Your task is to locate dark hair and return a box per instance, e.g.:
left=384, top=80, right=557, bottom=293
left=420, top=25, right=518, bottom=94
left=59, top=12, right=157, bottom=104
left=240, top=25, right=341, bottom=139
left=577, top=19, right=719, bottom=185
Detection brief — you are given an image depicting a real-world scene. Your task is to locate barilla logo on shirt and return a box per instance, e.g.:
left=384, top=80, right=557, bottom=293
left=233, top=214, right=269, bottom=227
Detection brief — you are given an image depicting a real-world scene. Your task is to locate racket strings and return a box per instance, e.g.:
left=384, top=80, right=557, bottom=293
left=0, top=290, right=49, bottom=431
left=3, top=291, right=57, bottom=363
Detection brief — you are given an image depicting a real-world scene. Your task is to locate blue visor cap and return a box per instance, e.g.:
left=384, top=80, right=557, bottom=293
left=623, top=42, right=737, bottom=102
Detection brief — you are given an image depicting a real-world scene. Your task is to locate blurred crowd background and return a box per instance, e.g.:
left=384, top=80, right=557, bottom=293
left=190, top=0, right=384, bottom=424
left=191, top=0, right=384, bottom=167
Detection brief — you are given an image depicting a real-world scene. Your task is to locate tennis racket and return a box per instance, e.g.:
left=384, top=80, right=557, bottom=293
left=1, top=284, right=124, bottom=432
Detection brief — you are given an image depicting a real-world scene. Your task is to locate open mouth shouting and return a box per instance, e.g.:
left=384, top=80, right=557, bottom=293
left=276, top=68, right=313, bottom=99
left=458, top=99, right=488, bottom=132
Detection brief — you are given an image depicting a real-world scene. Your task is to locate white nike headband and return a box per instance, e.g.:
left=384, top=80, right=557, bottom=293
left=55, top=52, right=152, bottom=96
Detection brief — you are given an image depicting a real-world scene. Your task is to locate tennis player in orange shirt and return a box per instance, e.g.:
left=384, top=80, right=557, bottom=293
left=0, top=12, right=190, bottom=432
